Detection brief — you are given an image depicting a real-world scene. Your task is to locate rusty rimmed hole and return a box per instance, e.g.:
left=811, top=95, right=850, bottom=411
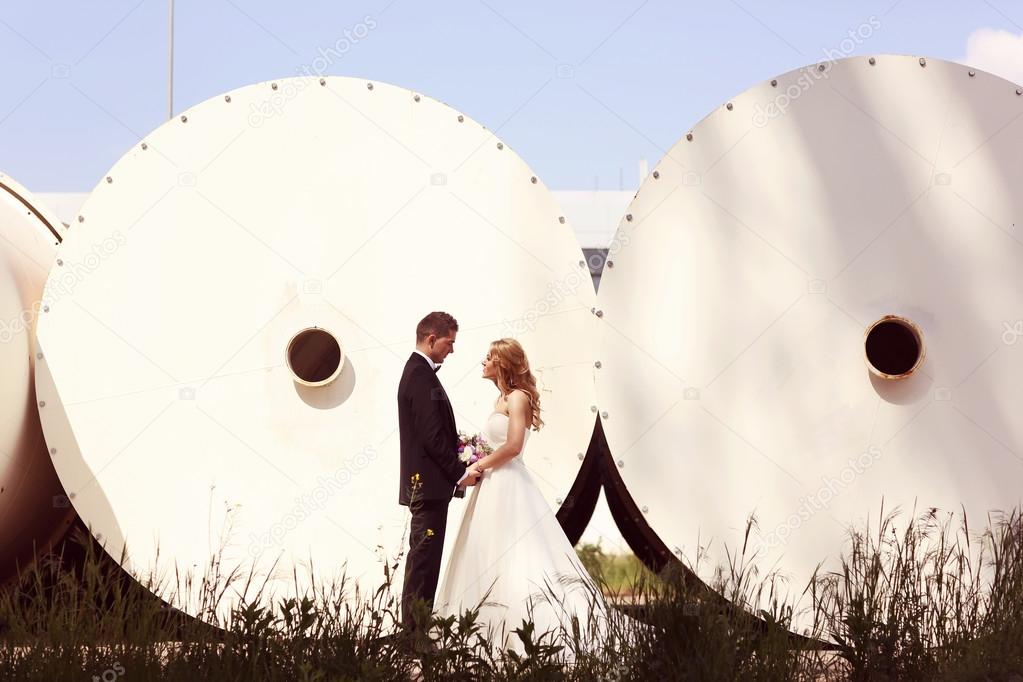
left=864, top=315, right=925, bottom=379
left=287, top=327, right=342, bottom=386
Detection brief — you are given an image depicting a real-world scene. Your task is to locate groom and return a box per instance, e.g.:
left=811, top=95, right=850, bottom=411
left=397, top=311, right=480, bottom=638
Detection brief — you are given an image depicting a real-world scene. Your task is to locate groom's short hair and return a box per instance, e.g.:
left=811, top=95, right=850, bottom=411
left=416, top=311, right=458, bottom=341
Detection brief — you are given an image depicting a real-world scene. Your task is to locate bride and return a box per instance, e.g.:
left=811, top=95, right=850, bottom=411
left=434, top=337, right=610, bottom=658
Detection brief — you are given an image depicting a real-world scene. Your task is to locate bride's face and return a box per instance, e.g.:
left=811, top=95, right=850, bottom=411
left=481, top=349, right=499, bottom=380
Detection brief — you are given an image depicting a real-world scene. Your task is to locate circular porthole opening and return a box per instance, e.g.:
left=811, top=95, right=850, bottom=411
left=287, top=327, right=343, bottom=386
left=864, top=315, right=925, bottom=379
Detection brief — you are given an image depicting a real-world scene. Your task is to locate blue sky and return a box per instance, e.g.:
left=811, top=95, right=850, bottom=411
left=1, top=1, right=1020, bottom=191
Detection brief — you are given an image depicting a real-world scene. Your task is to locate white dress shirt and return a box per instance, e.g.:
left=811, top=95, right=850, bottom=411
left=413, top=348, right=439, bottom=370
left=414, top=348, right=470, bottom=488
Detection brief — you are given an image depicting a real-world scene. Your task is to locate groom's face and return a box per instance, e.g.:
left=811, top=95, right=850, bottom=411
left=429, top=330, right=456, bottom=363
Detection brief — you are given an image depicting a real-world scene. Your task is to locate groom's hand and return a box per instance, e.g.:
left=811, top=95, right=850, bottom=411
left=461, top=466, right=481, bottom=487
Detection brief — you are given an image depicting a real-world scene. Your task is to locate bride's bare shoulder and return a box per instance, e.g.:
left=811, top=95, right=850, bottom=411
left=506, top=389, right=531, bottom=412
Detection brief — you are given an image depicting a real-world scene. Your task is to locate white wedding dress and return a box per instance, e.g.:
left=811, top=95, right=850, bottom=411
left=434, top=407, right=611, bottom=659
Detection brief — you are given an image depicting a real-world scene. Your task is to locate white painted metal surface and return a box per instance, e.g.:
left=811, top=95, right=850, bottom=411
left=35, top=191, right=637, bottom=252
left=34, top=77, right=596, bottom=620
left=0, top=174, right=72, bottom=578
left=595, top=55, right=1023, bottom=630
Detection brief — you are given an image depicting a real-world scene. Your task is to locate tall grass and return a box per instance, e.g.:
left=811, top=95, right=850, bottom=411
left=575, top=541, right=657, bottom=595
left=1, top=507, right=1021, bottom=680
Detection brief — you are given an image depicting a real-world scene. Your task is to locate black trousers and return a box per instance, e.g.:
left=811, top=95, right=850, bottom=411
left=401, top=498, right=450, bottom=632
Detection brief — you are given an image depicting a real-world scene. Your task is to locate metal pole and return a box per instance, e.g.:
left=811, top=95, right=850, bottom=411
left=168, top=0, right=175, bottom=120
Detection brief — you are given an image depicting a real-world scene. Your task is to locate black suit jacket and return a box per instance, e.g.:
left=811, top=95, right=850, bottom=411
left=397, top=352, right=465, bottom=505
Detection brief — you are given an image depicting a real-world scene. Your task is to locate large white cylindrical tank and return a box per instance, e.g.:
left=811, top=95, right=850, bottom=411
left=0, top=174, right=73, bottom=581
left=595, top=55, right=1023, bottom=631
left=34, top=77, right=597, bottom=622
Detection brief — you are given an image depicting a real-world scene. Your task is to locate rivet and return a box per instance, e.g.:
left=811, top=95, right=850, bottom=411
left=39, top=400, right=45, bottom=407
left=530, top=176, right=537, bottom=184
left=141, top=142, right=148, bottom=150
left=496, top=142, right=504, bottom=150
left=594, top=361, right=602, bottom=369
left=725, top=102, right=733, bottom=110
left=817, top=63, right=826, bottom=72
left=319, top=78, right=326, bottom=86
left=36, top=352, right=42, bottom=359
left=590, top=405, right=597, bottom=413
left=601, top=411, right=608, bottom=419
left=770, top=79, right=778, bottom=87
left=69, top=492, right=75, bottom=500
left=968, top=70, right=976, bottom=77
left=558, top=216, right=565, bottom=224
left=868, top=57, right=876, bottom=66
left=578, top=260, right=585, bottom=267
left=56, top=259, right=63, bottom=266
left=617, top=459, right=624, bottom=468
left=595, top=309, right=603, bottom=318
left=413, top=94, right=420, bottom=102
left=625, top=214, right=633, bottom=222
left=607, top=260, right=614, bottom=268
left=106, top=176, right=113, bottom=184
left=457, top=115, right=464, bottom=122
left=367, top=82, right=374, bottom=90
left=180, top=115, right=187, bottom=123
left=556, top=497, right=563, bottom=505
left=642, top=505, right=649, bottom=513
left=271, top=82, right=278, bottom=90
left=49, top=447, right=56, bottom=455
left=224, top=95, right=231, bottom=102
left=919, top=57, right=926, bottom=67
left=1017, top=88, right=1022, bottom=96
left=42, top=305, right=49, bottom=313
left=652, top=170, right=659, bottom=179
left=686, top=133, right=693, bottom=141
left=577, top=453, right=584, bottom=461
left=77, top=216, right=84, bottom=223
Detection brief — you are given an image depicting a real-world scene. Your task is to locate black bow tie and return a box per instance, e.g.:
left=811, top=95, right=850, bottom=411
left=433, top=364, right=441, bottom=373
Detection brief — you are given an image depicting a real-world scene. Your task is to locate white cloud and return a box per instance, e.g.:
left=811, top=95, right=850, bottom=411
left=960, top=27, right=1023, bottom=86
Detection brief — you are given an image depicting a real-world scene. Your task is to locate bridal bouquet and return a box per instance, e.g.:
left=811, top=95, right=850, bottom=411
left=457, top=431, right=493, bottom=465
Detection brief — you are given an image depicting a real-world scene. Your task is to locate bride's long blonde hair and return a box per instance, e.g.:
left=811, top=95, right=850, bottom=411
left=490, top=338, right=544, bottom=431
